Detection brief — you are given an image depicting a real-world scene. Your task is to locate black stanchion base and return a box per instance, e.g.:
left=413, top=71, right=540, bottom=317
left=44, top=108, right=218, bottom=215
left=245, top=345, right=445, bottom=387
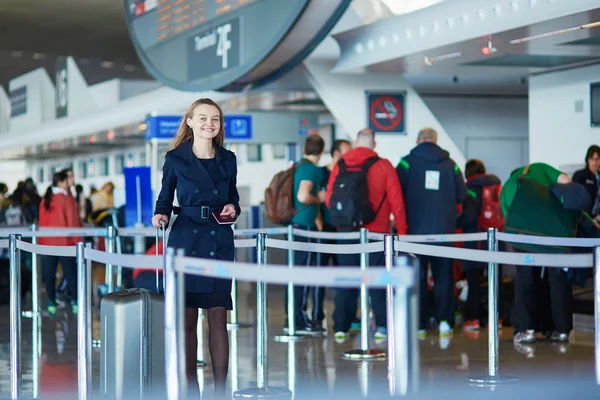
left=233, top=386, right=293, bottom=399
left=467, top=375, right=520, bottom=388
left=197, top=360, right=207, bottom=368
left=343, top=349, right=386, bottom=360
left=21, top=310, right=40, bottom=319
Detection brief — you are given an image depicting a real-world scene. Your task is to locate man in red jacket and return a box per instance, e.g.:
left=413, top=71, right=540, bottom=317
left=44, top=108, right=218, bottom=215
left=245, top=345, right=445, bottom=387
left=326, top=128, right=407, bottom=341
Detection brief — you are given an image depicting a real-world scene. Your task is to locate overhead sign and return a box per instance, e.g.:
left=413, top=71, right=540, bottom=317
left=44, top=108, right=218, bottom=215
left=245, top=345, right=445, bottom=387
left=10, top=86, right=27, bottom=118
left=145, top=115, right=181, bottom=140
left=124, top=167, right=153, bottom=227
left=188, top=18, right=241, bottom=81
left=366, top=92, right=406, bottom=135
left=224, top=115, right=252, bottom=140
left=123, top=0, right=351, bottom=92
left=55, top=56, right=68, bottom=119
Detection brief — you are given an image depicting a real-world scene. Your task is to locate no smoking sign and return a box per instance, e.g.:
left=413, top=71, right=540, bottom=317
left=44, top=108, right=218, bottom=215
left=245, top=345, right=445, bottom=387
left=366, top=92, right=406, bottom=134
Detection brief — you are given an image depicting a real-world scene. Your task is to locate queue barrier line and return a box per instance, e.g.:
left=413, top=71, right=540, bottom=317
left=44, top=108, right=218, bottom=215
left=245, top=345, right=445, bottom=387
left=394, top=240, right=593, bottom=268
left=266, top=238, right=383, bottom=254
left=84, top=248, right=164, bottom=270
left=395, top=232, right=487, bottom=243
left=16, top=240, right=76, bottom=258
left=174, top=255, right=414, bottom=288
left=119, top=227, right=164, bottom=237
left=233, top=227, right=288, bottom=236
left=234, top=239, right=256, bottom=248
left=292, top=229, right=360, bottom=240
left=497, top=231, right=600, bottom=248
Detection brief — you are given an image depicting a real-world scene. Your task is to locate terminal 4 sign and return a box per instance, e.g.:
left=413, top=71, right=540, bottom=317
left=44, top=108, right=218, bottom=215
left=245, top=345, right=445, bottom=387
left=145, top=114, right=252, bottom=141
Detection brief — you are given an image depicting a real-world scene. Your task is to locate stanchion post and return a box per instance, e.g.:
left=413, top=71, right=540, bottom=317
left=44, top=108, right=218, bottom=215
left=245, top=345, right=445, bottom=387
left=165, top=248, right=187, bottom=400
left=197, top=310, right=207, bottom=368
left=77, top=242, right=91, bottom=400
left=468, top=228, right=518, bottom=387
left=31, top=223, right=39, bottom=315
left=233, top=233, right=292, bottom=399
left=394, top=255, right=419, bottom=396
left=594, top=246, right=600, bottom=385
left=9, top=234, right=22, bottom=399
left=105, top=226, right=117, bottom=293
left=229, top=278, right=239, bottom=328
left=275, top=225, right=303, bottom=342
left=384, top=235, right=396, bottom=395
left=343, top=228, right=385, bottom=360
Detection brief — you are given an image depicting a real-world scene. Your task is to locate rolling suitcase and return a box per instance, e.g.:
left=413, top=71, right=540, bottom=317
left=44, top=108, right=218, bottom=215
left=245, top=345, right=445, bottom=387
left=99, top=288, right=165, bottom=399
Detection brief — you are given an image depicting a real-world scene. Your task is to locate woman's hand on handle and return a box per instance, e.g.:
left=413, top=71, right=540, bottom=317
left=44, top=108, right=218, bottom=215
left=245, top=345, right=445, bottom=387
left=152, top=214, right=169, bottom=229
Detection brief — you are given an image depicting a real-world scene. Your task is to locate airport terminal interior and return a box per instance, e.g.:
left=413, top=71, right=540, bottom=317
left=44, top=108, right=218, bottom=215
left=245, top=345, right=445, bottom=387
left=1, top=0, right=600, bottom=399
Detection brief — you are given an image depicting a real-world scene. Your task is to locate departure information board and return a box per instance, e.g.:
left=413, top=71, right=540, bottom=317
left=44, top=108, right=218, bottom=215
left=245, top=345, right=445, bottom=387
left=128, top=0, right=259, bottom=50
left=124, top=0, right=351, bottom=92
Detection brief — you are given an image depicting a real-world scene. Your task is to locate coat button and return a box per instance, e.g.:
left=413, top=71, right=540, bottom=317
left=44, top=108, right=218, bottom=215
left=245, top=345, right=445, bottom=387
left=210, top=251, right=215, bottom=256
left=210, top=230, right=215, bottom=235
left=193, top=229, right=198, bottom=234
left=195, top=189, right=199, bottom=193
left=191, top=251, right=196, bottom=256
left=213, top=189, right=218, bottom=194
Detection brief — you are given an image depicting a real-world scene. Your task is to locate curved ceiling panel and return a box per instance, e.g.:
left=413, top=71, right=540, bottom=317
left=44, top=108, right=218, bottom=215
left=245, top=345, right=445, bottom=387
left=124, top=0, right=351, bottom=92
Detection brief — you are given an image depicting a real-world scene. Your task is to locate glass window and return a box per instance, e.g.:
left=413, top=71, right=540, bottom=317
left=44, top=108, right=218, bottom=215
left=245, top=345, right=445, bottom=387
left=140, top=151, right=147, bottom=166
left=100, top=157, right=109, bottom=177
left=272, top=144, right=285, bottom=160
left=247, top=144, right=262, bottom=162
left=87, top=160, right=95, bottom=177
left=115, top=154, right=125, bottom=174
left=80, top=161, right=88, bottom=179
left=126, top=153, right=135, bottom=168
left=38, top=167, right=44, bottom=183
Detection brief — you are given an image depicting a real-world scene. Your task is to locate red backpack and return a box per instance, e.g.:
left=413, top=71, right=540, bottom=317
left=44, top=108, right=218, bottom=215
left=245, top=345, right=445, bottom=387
left=479, top=184, right=504, bottom=231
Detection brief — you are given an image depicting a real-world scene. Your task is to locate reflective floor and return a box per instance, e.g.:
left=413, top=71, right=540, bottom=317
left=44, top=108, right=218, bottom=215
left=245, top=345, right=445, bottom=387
left=1, top=283, right=599, bottom=399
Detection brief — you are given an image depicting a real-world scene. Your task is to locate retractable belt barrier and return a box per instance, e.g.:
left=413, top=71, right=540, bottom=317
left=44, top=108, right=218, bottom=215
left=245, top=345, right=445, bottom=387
left=6, top=226, right=600, bottom=400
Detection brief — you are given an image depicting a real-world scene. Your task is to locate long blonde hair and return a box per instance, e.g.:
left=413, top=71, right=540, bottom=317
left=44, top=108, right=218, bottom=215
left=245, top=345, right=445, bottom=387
left=167, top=98, right=225, bottom=152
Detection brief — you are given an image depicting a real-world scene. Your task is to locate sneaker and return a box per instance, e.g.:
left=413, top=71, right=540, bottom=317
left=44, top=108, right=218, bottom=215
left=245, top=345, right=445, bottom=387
left=418, top=330, right=427, bottom=339
left=439, top=321, right=452, bottom=337
left=513, top=330, right=535, bottom=344
left=374, top=327, right=387, bottom=341
left=549, top=331, right=569, bottom=343
left=350, top=321, right=361, bottom=332
left=47, top=301, right=57, bottom=316
left=463, top=320, right=480, bottom=331
left=297, top=325, right=324, bottom=336
left=334, top=331, right=348, bottom=341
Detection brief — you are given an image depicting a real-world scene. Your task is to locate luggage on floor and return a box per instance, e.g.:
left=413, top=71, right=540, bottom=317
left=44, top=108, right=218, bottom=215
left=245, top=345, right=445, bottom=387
left=99, top=288, right=165, bottom=399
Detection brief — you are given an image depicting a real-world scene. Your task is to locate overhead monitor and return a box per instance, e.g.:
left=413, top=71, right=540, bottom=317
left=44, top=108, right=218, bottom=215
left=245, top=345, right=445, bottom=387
left=124, top=0, right=351, bottom=92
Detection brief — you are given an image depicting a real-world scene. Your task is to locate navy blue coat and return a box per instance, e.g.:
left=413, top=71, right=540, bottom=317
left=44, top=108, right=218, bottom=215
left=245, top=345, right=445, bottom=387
left=154, top=141, right=241, bottom=294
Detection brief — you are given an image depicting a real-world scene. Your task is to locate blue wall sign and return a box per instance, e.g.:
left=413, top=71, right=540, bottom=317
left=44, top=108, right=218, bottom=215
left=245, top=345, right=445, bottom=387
left=366, top=92, right=406, bottom=135
left=146, top=114, right=252, bottom=141
left=145, top=115, right=182, bottom=140
left=124, top=167, right=153, bottom=227
left=224, top=115, right=252, bottom=140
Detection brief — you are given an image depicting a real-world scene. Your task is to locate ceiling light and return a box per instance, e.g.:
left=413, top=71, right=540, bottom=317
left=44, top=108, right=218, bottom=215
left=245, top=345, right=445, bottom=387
left=509, top=20, right=600, bottom=44
left=11, top=51, right=23, bottom=58
left=124, top=64, right=136, bottom=72
left=101, top=61, right=115, bottom=68
left=424, top=52, right=462, bottom=66
left=32, top=53, right=45, bottom=60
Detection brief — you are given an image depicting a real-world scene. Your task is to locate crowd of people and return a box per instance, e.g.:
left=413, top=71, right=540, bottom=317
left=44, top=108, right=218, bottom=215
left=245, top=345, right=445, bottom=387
left=267, top=127, right=598, bottom=348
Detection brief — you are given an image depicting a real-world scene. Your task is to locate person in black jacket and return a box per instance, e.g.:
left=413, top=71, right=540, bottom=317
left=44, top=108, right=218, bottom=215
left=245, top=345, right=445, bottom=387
left=151, top=98, right=240, bottom=396
left=572, top=145, right=600, bottom=217
left=397, top=128, right=467, bottom=337
left=456, top=159, right=503, bottom=331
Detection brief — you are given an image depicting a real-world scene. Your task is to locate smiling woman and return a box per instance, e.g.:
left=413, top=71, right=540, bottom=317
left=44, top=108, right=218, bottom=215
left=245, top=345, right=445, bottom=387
left=143, top=97, right=240, bottom=396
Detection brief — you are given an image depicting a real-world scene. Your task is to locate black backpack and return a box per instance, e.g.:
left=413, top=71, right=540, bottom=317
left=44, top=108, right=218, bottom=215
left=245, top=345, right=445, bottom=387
left=329, top=156, right=384, bottom=230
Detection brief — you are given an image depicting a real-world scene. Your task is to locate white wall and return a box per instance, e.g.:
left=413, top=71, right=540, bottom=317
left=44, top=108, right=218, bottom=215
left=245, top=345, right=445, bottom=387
left=304, top=59, right=466, bottom=169
left=529, top=64, right=600, bottom=170
left=423, top=95, right=529, bottom=182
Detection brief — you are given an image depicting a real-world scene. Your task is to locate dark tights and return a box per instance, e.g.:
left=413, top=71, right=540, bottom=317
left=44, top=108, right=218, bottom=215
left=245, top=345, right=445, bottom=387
left=184, top=307, right=229, bottom=397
